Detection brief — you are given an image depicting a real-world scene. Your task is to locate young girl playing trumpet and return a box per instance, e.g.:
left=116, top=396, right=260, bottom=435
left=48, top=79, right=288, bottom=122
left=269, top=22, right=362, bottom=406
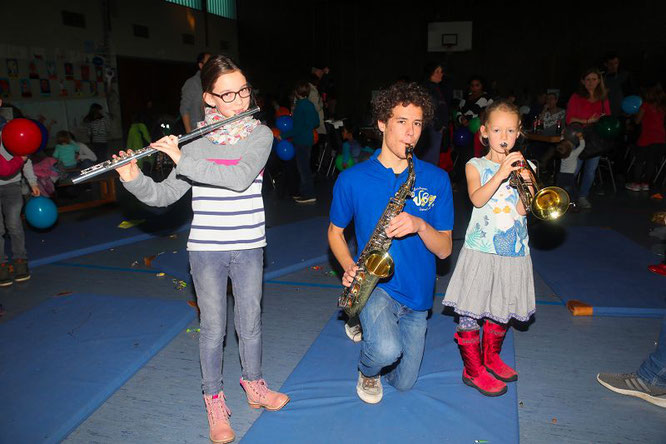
left=444, top=100, right=536, bottom=397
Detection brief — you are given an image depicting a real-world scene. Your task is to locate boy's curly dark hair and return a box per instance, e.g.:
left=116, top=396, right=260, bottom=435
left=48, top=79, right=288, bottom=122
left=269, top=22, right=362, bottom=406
left=372, top=81, right=434, bottom=126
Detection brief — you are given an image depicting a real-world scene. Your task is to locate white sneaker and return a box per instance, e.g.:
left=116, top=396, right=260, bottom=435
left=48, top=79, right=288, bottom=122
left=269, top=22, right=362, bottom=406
left=356, top=372, right=383, bottom=404
left=344, top=322, right=363, bottom=343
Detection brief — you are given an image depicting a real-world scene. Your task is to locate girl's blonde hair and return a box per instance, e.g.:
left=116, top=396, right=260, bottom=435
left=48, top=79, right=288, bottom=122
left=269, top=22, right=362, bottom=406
left=479, top=100, right=523, bottom=149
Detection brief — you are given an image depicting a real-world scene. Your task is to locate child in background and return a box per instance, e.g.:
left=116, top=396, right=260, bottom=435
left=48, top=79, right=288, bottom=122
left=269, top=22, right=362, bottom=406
left=113, top=55, right=288, bottom=443
left=284, top=79, right=320, bottom=204
left=556, top=126, right=586, bottom=198
left=444, top=100, right=536, bottom=397
left=625, top=83, right=666, bottom=198
left=68, top=132, right=97, bottom=169
left=53, top=130, right=79, bottom=168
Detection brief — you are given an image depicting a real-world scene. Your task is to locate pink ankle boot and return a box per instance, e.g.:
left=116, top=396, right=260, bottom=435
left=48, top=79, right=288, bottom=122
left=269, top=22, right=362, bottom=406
left=239, top=378, right=290, bottom=411
left=203, top=392, right=235, bottom=443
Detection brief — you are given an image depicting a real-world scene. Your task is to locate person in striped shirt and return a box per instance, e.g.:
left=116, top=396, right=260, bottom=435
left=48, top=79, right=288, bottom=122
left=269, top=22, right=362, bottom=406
left=114, top=55, right=288, bottom=444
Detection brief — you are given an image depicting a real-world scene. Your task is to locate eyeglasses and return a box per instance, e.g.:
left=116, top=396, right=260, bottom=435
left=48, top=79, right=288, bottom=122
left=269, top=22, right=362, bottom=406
left=209, top=86, right=252, bottom=103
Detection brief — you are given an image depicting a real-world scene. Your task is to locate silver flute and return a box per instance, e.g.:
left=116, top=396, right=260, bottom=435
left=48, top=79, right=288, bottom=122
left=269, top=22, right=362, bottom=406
left=71, top=107, right=261, bottom=184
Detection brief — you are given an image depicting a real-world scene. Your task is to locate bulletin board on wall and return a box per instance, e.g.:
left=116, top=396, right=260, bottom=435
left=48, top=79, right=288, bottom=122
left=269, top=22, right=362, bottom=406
left=0, top=43, right=112, bottom=147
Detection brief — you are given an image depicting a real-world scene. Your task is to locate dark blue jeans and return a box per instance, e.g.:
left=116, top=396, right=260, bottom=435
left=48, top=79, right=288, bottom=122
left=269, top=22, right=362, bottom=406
left=294, top=144, right=315, bottom=198
left=358, top=287, right=428, bottom=391
left=189, top=249, right=264, bottom=395
left=637, top=315, right=666, bottom=387
left=0, top=183, right=27, bottom=261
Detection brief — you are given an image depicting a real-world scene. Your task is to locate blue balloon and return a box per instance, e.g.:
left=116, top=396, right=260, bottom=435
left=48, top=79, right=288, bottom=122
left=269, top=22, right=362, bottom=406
left=453, top=128, right=472, bottom=147
left=25, top=196, right=58, bottom=229
left=30, top=119, right=49, bottom=152
left=276, top=115, right=293, bottom=133
left=275, top=140, right=295, bottom=161
left=621, top=95, right=642, bottom=115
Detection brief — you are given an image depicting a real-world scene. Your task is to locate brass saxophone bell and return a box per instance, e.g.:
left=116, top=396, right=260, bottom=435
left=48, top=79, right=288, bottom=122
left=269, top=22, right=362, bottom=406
left=363, top=250, right=394, bottom=279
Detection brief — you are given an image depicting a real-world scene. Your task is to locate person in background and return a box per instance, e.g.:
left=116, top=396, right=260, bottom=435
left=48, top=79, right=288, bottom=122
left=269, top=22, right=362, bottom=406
left=82, top=103, right=111, bottom=161
left=69, top=132, right=97, bottom=169
left=565, top=68, right=611, bottom=209
left=0, top=106, right=40, bottom=285
left=418, top=61, right=449, bottom=166
left=283, top=79, right=320, bottom=204
left=180, top=52, right=211, bottom=133
left=624, top=82, right=666, bottom=197
left=52, top=130, right=79, bottom=169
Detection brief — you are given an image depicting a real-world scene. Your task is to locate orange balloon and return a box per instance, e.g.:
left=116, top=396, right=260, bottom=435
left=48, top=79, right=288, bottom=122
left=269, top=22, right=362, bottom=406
left=275, top=106, right=290, bottom=117
left=271, top=128, right=280, bottom=138
left=313, top=130, right=319, bottom=144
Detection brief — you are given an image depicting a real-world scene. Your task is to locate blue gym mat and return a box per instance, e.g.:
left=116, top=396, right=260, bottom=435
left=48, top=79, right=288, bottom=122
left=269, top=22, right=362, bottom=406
left=25, top=208, right=191, bottom=268
left=241, top=310, right=519, bottom=444
left=152, top=217, right=331, bottom=282
left=0, top=293, right=195, bottom=444
left=531, top=226, right=666, bottom=317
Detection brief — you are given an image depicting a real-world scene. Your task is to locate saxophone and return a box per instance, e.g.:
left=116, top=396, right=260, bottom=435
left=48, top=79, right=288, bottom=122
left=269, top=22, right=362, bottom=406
left=338, top=145, right=416, bottom=317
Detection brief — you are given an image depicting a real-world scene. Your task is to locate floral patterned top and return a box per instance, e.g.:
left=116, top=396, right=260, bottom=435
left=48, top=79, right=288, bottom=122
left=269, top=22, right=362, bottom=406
left=463, top=157, right=531, bottom=257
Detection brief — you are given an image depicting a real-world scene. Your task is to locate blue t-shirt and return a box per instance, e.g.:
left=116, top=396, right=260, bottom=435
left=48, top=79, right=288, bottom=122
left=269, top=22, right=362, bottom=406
left=330, top=150, right=454, bottom=310
left=463, top=157, right=530, bottom=256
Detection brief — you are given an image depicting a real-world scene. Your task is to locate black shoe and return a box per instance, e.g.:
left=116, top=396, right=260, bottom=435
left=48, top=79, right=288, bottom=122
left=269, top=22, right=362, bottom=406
left=0, top=262, right=13, bottom=286
left=13, top=259, right=30, bottom=282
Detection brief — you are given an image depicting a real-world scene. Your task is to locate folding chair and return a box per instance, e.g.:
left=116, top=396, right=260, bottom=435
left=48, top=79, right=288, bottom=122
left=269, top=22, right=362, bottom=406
left=596, top=155, right=617, bottom=193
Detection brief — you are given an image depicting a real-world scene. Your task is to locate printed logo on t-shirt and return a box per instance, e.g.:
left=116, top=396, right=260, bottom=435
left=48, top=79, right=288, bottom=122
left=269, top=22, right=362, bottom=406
left=412, top=187, right=437, bottom=211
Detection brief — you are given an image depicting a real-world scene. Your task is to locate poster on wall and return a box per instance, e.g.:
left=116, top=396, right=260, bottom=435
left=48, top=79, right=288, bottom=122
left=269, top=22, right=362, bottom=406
left=29, top=61, right=39, bottom=79
left=7, top=59, right=18, bottom=78
left=0, top=79, right=10, bottom=98
left=40, top=79, right=51, bottom=96
left=64, top=62, right=73, bottom=80
left=47, top=60, right=57, bottom=79
left=81, top=65, right=90, bottom=81
left=20, top=79, right=32, bottom=98
left=95, top=65, right=103, bottom=82
left=59, top=80, right=68, bottom=97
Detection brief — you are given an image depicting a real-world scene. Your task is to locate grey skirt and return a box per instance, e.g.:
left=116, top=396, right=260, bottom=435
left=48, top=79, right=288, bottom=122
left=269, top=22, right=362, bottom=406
left=443, top=247, right=536, bottom=323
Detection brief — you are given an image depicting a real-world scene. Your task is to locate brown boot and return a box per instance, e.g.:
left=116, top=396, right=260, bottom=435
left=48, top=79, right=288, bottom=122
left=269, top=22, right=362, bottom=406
left=203, top=392, right=235, bottom=443
left=239, top=378, right=290, bottom=411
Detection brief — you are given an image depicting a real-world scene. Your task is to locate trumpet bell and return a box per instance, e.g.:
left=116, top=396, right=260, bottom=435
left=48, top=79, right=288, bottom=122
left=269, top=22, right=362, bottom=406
left=531, top=186, right=570, bottom=220
left=364, top=250, right=394, bottom=279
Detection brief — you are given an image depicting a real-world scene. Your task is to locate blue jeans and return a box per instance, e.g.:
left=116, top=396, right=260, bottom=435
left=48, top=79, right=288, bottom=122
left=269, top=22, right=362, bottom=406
left=189, top=248, right=264, bottom=395
left=358, top=287, right=428, bottom=391
left=294, top=144, right=315, bottom=198
left=575, top=155, right=600, bottom=198
left=0, top=183, right=27, bottom=261
left=637, top=315, right=666, bottom=387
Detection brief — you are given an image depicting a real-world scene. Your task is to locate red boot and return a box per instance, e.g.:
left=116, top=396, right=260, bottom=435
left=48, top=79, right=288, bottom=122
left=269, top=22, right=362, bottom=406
left=455, top=329, right=507, bottom=397
left=482, top=321, right=518, bottom=382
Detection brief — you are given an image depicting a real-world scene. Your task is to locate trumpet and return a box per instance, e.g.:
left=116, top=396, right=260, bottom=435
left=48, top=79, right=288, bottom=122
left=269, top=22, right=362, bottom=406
left=507, top=150, right=570, bottom=220
left=71, top=107, right=260, bottom=184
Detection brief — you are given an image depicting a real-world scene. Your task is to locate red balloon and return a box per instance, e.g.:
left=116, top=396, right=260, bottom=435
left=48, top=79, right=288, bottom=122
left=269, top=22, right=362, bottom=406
left=275, top=106, right=290, bottom=117
left=1, top=118, right=42, bottom=156
left=313, top=130, right=319, bottom=144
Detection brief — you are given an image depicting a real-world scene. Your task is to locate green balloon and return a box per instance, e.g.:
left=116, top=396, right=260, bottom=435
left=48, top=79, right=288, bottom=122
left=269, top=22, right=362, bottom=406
left=468, top=116, right=481, bottom=134
left=335, top=154, right=355, bottom=171
left=595, top=116, right=621, bottom=139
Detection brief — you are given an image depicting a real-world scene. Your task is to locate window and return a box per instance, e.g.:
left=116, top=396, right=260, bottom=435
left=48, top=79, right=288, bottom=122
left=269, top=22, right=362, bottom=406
left=207, top=0, right=236, bottom=19
left=164, top=0, right=202, bottom=10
